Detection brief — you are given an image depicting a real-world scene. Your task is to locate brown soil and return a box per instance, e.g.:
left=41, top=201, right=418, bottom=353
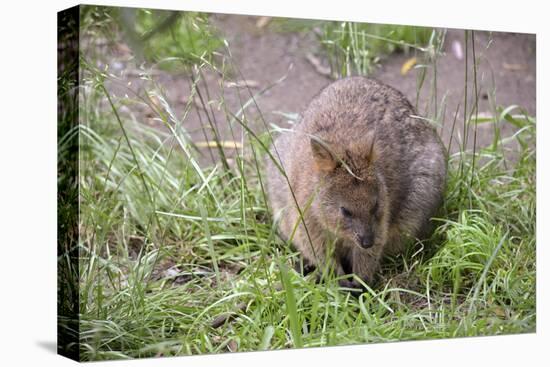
left=101, top=13, right=536, bottom=161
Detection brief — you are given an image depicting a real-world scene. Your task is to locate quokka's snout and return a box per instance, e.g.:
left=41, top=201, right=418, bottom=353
left=265, top=76, right=447, bottom=290
left=356, top=231, right=374, bottom=249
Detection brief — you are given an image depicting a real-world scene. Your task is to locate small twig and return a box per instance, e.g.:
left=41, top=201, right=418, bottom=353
left=306, top=52, right=332, bottom=77
left=210, top=302, right=248, bottom=328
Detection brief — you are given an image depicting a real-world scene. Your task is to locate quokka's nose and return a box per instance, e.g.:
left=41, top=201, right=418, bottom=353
left=358, top=233, right=374, bottom=249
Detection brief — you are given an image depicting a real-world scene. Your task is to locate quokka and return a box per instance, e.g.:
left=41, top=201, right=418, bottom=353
left=266, top=76, right=447, bottom=289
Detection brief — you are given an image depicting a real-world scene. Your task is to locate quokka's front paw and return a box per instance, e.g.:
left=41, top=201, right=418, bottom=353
left=293, top=258, right=316, bottom=276
left=338, top=277, right=368, bottom=295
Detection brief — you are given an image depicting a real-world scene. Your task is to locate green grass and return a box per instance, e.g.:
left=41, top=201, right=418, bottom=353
left=272, top=18, right=433, bottom=77
left=134, top=9, right=222, bottom=69
left=66, top=12, right=536, bottom=361
left=80, top=6, right=221, bottom=71
left=318, top=22, right=433, bottom=77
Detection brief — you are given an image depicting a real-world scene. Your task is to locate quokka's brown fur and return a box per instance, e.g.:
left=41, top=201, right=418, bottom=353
left=265, top=76, right=447, bottom=289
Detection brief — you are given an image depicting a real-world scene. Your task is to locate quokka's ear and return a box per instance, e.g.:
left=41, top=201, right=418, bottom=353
left=310, top=138, right=338, bottom=173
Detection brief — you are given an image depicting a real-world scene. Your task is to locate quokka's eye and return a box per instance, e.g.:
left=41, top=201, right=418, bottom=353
left=340, top=206, right=352, bottom=218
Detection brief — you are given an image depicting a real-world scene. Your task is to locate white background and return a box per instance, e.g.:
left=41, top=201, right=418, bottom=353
left=0, top=0, right=546, bottom=365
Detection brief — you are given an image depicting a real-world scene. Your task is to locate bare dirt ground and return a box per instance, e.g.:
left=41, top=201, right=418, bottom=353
left=101, top=13, right=536, bottom=161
